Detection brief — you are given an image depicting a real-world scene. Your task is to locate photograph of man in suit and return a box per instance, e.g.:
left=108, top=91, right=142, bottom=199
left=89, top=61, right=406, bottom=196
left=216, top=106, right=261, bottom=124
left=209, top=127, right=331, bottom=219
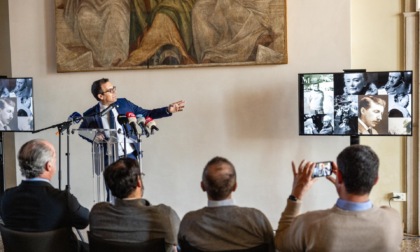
left=0, top=98, right=16, bottom=130
left=358, top=96, right=387, bottom=135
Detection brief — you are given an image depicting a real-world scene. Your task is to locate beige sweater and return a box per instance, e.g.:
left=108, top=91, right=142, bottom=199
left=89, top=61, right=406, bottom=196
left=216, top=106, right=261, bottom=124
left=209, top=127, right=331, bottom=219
left=275, top=199, right=403, bottom=252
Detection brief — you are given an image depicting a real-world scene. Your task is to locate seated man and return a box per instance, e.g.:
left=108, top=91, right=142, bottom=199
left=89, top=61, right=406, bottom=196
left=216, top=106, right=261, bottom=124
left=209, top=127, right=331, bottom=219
left=275, top=145, right=403, bottom=251
left=178, top=157, right=275, bottom=251
left=89, top=158, right=180, bottom=252
left=0, top=139, right=89, bottom=252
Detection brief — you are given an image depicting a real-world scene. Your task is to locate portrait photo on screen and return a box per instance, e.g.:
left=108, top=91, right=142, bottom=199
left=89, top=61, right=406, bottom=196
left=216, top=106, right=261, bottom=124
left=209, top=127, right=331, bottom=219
left=299, top=71, right=412, bottom=136
left=0, top=78, right=34, bottom=132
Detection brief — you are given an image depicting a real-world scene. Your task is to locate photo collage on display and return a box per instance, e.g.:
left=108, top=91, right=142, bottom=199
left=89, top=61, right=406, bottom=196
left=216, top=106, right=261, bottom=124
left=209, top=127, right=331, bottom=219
left=0, top=78, right=34, bottom=132
left=299, top=71, right=412, bottom=136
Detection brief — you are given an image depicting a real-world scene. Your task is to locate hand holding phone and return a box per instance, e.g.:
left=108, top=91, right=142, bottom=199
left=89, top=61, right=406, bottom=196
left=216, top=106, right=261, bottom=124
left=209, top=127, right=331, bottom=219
left=312, top=161, right=333, bottom=178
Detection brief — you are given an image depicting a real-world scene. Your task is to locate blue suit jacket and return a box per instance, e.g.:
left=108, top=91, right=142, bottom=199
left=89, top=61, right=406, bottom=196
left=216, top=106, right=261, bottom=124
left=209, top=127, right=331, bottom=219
left=79, top=98, right=171, bottom=143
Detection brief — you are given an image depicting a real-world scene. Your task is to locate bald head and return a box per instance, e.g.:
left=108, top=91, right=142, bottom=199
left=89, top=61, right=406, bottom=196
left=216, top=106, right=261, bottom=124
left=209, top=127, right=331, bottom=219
left=201, top=157, right=237, bottom=200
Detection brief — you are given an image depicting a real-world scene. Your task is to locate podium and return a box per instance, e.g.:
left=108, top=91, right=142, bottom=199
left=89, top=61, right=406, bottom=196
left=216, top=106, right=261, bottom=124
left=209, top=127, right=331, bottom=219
left=73, top=128, right=122, bottom=203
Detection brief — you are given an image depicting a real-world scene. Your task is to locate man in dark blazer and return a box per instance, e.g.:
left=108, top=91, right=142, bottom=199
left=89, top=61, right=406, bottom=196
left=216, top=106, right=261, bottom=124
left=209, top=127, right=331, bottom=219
left=79, top=78, right=185, bottom=160
left=0, top=139, right=89, bottom=251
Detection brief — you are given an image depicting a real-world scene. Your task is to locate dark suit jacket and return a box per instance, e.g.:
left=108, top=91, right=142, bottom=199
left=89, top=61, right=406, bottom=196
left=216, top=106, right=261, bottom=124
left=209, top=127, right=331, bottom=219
left=79, top=98, right=171, bottom=143
left=0, top=180, right=89, bottom=251
left=0, top=180, right=89, bottom=232
left=358, top=121, right=378, bottom=135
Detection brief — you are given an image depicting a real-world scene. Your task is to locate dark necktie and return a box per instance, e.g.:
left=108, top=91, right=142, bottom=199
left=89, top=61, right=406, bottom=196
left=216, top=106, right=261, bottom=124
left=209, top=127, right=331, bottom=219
left=109, top=110, right=116, bottom=129
left=367, top=128, right=372, bottom=134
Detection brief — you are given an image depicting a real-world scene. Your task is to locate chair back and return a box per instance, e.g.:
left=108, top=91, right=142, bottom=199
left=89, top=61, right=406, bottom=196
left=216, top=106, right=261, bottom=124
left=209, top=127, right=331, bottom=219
left=0, top=224, right=74, bottom=252
left=179, top=240, right=270, bottom=252
left=88, top=231, right=166, bottom=252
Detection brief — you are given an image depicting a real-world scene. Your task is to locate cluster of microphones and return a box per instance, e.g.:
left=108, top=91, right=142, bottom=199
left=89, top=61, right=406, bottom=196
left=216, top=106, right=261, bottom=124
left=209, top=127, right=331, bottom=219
left=117, top=112, right=159, bottom=138
left=67, top=104, right=159, bottom=140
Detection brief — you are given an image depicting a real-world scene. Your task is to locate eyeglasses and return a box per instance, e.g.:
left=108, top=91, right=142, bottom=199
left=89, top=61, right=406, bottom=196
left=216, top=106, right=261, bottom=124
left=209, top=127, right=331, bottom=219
left=101, top=86, right=116, bottom=94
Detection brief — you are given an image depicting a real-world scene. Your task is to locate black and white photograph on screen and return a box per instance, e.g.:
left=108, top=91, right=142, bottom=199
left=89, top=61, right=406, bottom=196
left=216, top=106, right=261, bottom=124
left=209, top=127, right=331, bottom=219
left=358, top=95, right=388, bottom=135
left=377, top=71, right=412, bottom=95
left=302, top=74, right=334, bottom=115
left=10, top=78, right=32, bottom=98
left=0, top=78, right=34, bottom=131
left=302, top=114, right=334, bottom=135
left=0, top=79, right=11, bottom=97
left=333, top=95, right=358, bottom=135
left=388, top=93, right=411, bottom=118
left=0, top=98, right=17, bottom=131
left=388, top=118, right=411, bottom=135
left=335, top=72, right=378, bottom=96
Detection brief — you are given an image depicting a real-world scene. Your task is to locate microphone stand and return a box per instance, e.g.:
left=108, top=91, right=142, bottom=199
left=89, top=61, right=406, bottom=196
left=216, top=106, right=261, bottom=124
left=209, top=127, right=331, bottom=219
left=119, top=118, right=143, bottom=174
left=120, top=122, right=129, bottom=158
left=32, top=120, right=75, bottom=190
left=32, top=117, right=85, bottom=242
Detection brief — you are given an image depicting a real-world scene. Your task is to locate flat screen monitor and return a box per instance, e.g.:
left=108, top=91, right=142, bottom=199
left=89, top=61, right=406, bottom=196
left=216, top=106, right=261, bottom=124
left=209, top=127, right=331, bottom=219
left=0, top=77, right=34, bottom=132
left=298, top=71, right=412, bottom=136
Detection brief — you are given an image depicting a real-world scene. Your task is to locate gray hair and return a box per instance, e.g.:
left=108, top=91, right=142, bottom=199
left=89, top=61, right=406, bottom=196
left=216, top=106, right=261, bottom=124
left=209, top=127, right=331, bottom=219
left=18, top=139, right=54, bottom=178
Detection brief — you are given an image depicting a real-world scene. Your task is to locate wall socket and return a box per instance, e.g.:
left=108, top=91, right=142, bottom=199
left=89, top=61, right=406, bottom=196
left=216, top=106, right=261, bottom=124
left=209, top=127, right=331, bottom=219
left=392, top=192, right=406, bottom=202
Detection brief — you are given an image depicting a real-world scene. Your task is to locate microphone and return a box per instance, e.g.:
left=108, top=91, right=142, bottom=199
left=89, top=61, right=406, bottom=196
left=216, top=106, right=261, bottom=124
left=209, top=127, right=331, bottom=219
left=145, top=116, right=159, bottom=134
left=126, top=112, right=142, bottom=140
left=100, top=103, right=118, bottom=116
left=136, top=114, right=149, bottom=138
left=117, top=114, right=128, bottom=125
left=68, top=112, right=82, bottom=123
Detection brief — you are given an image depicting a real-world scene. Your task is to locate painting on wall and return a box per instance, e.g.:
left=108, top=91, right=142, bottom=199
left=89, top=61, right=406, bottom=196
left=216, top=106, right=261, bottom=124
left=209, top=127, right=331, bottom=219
left=55, top=0, right=287, bottom=72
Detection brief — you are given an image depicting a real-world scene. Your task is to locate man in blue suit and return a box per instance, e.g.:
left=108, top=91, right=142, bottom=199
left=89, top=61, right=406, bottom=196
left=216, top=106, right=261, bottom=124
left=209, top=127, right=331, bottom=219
left=79, top=78, right=185, bottom=161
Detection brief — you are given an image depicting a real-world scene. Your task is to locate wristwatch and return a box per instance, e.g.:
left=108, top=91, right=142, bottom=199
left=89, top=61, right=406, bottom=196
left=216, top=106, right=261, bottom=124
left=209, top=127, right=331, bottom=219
left=288, top=195, right=298, bottom=202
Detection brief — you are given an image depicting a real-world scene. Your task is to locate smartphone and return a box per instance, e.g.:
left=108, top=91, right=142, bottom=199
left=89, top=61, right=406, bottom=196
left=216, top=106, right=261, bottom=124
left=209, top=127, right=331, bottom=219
left=312, top=161, right=333, bottom=178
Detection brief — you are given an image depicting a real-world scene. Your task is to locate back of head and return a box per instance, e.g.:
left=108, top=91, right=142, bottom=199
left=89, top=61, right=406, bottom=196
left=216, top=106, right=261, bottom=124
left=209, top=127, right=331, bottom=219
left=336, top=145, right=379, bottom=195
left=18, top=139, right=54, bottom=178
left=202, top=157, right=236, bottom=200
left=91, top=78, right=109, bottom=101
left=104, top=158, right=141, bottom=199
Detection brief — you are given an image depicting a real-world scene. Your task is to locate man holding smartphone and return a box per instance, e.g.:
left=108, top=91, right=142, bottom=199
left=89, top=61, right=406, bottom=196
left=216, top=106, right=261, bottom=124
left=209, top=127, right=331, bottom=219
left=274, top=145, right=403, bottom=251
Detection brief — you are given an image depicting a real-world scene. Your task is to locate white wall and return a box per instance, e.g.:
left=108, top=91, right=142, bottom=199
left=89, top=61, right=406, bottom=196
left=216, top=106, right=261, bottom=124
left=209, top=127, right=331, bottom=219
left=4, top=0, right=404, bottom=229
left=351, top=0, right=406, bottom=216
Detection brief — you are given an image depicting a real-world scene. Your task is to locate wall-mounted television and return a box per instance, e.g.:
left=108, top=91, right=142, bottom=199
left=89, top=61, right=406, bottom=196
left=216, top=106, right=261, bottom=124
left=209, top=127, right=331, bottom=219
left=299, top=71, right=412, bottom=136
left=0, top=77, right=34, bottom=132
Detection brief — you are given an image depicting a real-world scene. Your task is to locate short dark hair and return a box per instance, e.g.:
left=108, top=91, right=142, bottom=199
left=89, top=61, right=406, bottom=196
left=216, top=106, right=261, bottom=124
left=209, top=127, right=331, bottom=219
left=359, top=96, right=386, bottom=112
left=336, top=145, right=379, bottom=195
left=202, top=157, right=236, bottom=200
left=18, top=139, right=54, bottom=178
left=91, top=78, right=109, bottom=101
left=104, top=158, right=141, bottom=199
